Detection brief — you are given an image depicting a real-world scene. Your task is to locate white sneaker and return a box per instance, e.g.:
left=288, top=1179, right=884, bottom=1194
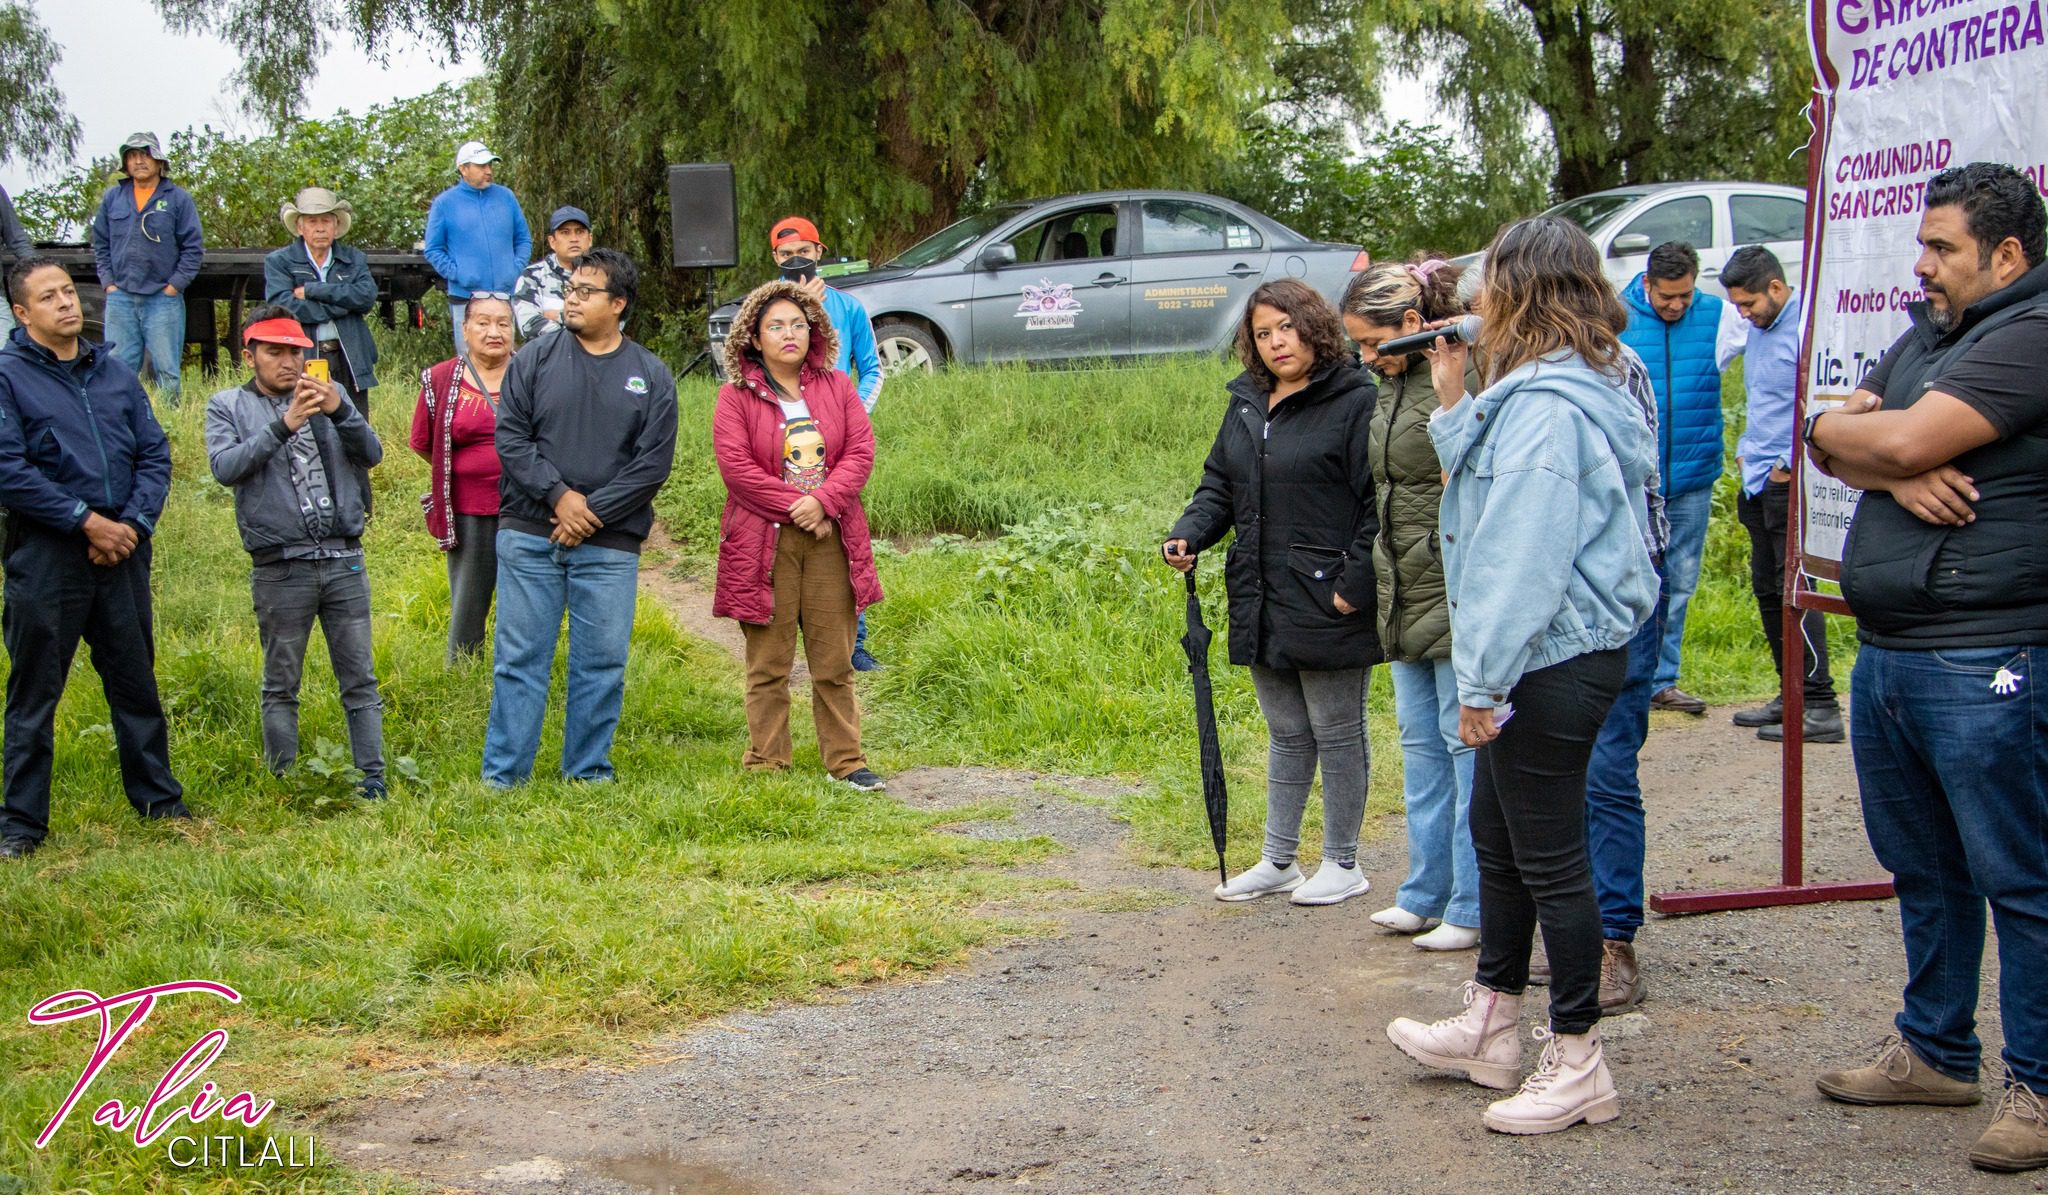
left=1482, top=1026, right=1620, bottom=1135
left=1291, top=859, right=1370, bottom=906
left=1213, top=859, right=1304, bottom=902
left=1370, top=906, right=1439, bottom=933
left=1414, top=922, right=1482, bottom=951
left=1387, top=980, right=1524, bottom=1090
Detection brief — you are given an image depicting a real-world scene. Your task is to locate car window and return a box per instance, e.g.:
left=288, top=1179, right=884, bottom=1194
left=1545, top=192, right=1642, bottom=235
left=1731, top=194, right=1806, bottom=244
left=885, top=205, right=1028, bottom=268
left=1140, top=200, right=1262, bottom=254
left=996, top=205, right=1120, bottom=263
left=1616, top=196, right=1714, bottom=250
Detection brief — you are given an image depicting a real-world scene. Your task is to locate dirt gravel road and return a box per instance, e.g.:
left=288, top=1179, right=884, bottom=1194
left=326, top=715, right=2024, bottom=1195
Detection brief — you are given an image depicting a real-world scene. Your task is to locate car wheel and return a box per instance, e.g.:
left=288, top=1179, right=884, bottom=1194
left=874, top=322, right=942, bottom=375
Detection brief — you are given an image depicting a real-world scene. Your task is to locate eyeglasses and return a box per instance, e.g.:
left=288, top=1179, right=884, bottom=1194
left=563, top=284, right=612, bottom=300
left=763, top=320, right=810, bottom=336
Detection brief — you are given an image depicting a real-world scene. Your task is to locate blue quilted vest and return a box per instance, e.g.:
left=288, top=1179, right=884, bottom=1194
left=1619, top=273, right=1726, bottom=497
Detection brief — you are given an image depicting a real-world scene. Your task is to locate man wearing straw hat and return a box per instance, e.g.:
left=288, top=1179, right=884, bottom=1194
left=265, top=186, right=380, bottom=419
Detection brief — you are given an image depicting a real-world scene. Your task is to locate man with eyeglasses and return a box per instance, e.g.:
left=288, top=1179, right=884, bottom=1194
left=483, top=248, right=677, bottom=787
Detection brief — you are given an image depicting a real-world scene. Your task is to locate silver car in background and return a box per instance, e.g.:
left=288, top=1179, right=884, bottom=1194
left=710, top=190, right=1370, bottom=373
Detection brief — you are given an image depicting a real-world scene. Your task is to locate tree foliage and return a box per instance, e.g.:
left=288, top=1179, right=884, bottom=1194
left=1363, top=0, right=1812, bottom=199
left=1208, top=119, right=1544, bottom=257
left=16, top=81, right=489, bottom=247
left=0, top=0, right=80, bottom=170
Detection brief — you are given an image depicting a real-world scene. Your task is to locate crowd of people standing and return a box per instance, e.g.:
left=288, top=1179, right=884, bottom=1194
left=0, top=134, right=2042, bottom=1171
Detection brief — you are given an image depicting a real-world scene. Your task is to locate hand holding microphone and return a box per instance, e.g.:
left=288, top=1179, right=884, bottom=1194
left=1382, top=314, right=1482, bottom=410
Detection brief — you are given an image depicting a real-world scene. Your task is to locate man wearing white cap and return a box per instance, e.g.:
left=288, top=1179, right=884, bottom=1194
left=424, top=140, right=531, bottom=356
left=264, top=186, right=380, bottom=417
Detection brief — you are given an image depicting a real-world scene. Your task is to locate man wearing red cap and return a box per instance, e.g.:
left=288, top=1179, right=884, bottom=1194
left=204, top=306, right=386, bottom=799
left=769, top=215, right=886, bottom=670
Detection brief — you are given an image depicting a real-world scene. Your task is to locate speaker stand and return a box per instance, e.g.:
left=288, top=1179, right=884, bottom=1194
left=678, top=267, right=719, bottom=380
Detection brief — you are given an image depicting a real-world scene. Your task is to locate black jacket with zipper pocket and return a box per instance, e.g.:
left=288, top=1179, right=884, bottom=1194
left=1171, top=359, right=1383, bottom=671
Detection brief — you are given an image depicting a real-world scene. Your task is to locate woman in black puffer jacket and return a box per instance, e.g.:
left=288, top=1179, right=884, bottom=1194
left=1164, top=278, right=1383, bottom=907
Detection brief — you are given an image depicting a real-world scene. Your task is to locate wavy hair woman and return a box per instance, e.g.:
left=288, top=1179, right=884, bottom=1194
left=1383, top=218, right=1659, bottom=1135
left=1341, top=255, right=1483, bottom=952
left=712, top=280, right=886, bottom=792
left=1162, top=278, right=1382, bottom=907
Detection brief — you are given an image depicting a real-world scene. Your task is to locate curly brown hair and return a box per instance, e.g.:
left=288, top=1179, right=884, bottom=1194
left=1232, top=278, right=1346, bottom=392
left=1472, top=216, right=1627, bottom=384
left=721, top=280, right=840, bottom=381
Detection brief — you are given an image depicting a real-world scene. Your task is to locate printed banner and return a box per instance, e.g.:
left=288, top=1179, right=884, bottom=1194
left=1800, top=0, right=2048, bottom=575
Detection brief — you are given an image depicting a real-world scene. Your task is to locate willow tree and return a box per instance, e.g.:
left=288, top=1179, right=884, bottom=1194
left=0, top=0, right=79, bottom=169
left=1363, top=0, right=1813, bottom=199
left=156, top=0, right=1356, bottom=333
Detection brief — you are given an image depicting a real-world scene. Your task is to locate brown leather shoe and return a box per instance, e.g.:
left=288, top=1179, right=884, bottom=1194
left=1597, top=939, right=1645, bottom=1011
left=1816, top=1035, right=1982, bottom=1106
left=1971, top=1076, right=2048, bottom=1172
left=1650, top=686, right=1707, bottom=715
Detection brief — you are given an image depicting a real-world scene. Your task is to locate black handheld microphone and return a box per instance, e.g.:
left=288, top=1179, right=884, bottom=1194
left=1377, top=314, right=1482, bottom=359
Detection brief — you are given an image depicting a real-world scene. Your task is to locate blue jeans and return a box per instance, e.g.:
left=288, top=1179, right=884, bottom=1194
left=1851, top=644, right=2047, bottom=1091
left=481, top=530, right=640, bottom=786
left=448, top=298, right=469, bottom=357
left=1389, top=657, right=1479, bottom=926
left=1583, top=574, right=1668, bottom=942
left=1652, top=484, right=1712, bottom=692
left=103, top=289, right=186, bottom=400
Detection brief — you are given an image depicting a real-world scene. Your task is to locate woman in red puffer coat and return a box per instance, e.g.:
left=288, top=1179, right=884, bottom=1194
left=712, top=280, right=886, bottom=791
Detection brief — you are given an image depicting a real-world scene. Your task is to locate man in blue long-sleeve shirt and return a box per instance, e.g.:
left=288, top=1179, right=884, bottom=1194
left=1721, top=245, right=1842, bottom=743
left=0, top=259, right=187, bottom=858
left=424, top=141, right=531, bottom=357
left=89, top=132, right=204, bottom=404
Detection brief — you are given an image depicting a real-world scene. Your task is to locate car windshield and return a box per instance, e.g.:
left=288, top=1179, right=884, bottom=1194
left=1543, top=192, right=1644, bottom=236
left=884, top=206, right=1031, bottom=268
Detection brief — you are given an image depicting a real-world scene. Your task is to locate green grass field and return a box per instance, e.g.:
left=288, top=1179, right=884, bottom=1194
left=0, top=328, right=1846, bottom=1193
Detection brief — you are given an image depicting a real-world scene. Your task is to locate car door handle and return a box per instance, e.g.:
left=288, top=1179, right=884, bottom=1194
left=1094, top=272, right=1126, bottom=287
left=1226, top=263, right=1259, bottom=277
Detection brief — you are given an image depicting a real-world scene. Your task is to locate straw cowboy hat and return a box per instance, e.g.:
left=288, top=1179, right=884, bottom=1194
left=279, top=187, right=354, bottom=239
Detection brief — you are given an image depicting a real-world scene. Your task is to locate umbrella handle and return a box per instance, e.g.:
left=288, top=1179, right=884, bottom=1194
left=1184, top=562, right=1198, bottom=594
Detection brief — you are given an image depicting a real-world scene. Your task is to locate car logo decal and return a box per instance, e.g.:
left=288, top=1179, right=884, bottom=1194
left=1017, top=281, right=1082, bottom=330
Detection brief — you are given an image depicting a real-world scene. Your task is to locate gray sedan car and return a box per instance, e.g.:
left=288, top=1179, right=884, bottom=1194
left=709, top=190, right=1370, bottom=373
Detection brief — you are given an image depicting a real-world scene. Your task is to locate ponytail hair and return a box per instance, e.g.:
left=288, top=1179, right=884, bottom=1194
left=1339, top=253, right=1466, bottom=329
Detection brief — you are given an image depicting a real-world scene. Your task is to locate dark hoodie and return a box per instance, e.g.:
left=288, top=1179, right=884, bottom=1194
left=0, top=325, right=172, bottom=535
left=1170, top=360, right=1383, bottom=670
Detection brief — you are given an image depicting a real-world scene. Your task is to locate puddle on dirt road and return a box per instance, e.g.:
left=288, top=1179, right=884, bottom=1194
left=593, top=1150, right=770, bottom=1195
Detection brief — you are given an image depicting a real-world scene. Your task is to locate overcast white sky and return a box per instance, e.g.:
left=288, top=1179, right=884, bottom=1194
left=0, top=0, right=481, bottom=195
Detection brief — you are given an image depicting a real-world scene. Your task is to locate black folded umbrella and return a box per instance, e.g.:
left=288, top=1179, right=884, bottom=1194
left=1178, top=566, right=1230, bottom=885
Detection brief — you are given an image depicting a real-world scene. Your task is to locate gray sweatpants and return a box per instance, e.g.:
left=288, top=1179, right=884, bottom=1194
left=1249, top=664, right=1371, bottom=868
left=252, top=556, right=384, bottom=784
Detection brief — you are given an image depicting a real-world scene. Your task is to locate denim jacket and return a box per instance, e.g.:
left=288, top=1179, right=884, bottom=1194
left=1429, top=351, right=1660, bottom=708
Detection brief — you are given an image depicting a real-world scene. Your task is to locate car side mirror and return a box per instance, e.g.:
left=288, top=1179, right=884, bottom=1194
left=1609, top=233, right=1652, bottom=258
left=978, top=243, right=1017, bottom=271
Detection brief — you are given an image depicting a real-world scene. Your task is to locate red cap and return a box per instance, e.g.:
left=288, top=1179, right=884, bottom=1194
left=243, top=317, right=314, bottom=348
left=770, top=216, right=820, bottom=249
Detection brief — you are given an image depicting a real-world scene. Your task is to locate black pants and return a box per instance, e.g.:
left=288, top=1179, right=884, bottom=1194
left=1472, top=648, right=1628, bottom=1035
left=1736, top=481, right=1835, bottom=705
left=320, top=345, right=368, bottom=420
left=1, top=522, right=183, bottom=841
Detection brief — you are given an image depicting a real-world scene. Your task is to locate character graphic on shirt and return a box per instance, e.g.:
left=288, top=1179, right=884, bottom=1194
left=784, top=416, right=827, bottom=494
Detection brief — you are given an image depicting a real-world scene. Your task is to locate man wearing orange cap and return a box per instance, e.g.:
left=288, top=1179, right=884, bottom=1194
left=769, top=215, right=885, bottom=670
left=204, top=306, right=386, bottom=800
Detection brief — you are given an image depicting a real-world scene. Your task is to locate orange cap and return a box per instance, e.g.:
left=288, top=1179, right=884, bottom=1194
left=770, top=216, right=820, bottom=249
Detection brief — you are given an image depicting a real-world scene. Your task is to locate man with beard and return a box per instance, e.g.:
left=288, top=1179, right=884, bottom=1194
left=1805, top=162, right=2048, bottom=1174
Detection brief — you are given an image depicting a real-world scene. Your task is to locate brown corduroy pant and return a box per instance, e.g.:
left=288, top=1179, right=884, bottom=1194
left=739, top=524, right=867, bottom=777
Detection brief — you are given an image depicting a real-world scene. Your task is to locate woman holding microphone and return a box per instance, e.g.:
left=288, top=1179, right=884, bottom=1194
left=1163, top=278, right=1381, bottom=907
left=1342, top=256, right=1482, bottom=952
left=1383, top=218, right=1659, bottom=1135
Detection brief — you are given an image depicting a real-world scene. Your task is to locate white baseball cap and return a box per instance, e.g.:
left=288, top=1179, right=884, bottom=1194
left=455, top=140, right=502, bottom=169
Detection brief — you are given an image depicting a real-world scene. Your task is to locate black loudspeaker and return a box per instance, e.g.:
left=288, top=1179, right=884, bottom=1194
left=667, top=163, right=739, bottom=269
